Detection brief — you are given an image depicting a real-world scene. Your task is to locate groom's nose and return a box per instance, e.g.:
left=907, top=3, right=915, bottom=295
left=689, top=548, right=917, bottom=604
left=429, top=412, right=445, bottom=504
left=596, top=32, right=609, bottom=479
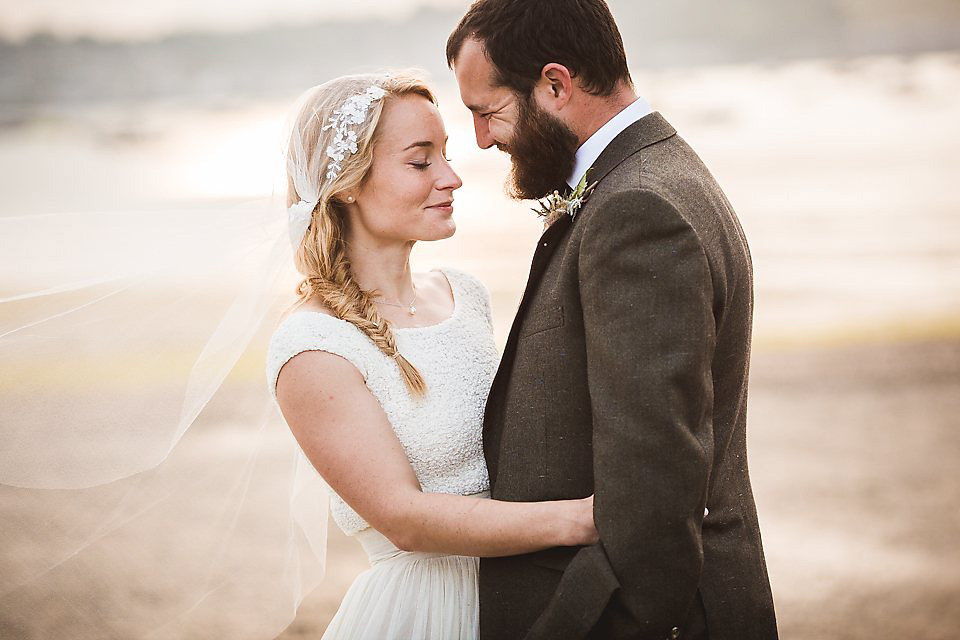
left=472, top=113, right=496, bottom=149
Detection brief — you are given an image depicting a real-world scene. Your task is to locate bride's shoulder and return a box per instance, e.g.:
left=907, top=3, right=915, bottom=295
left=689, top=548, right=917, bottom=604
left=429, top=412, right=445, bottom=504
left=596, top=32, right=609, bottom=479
left=278, top=297, right=336, bottom=323
left=269, top=300, right=367, bottom=354
left=273, top=299, right=352, bottom=337
left=429, top=266, right=489, bottom=297
left=429, top=267, right=493, bottom=321
left=267, top=302, right=375, bottom=399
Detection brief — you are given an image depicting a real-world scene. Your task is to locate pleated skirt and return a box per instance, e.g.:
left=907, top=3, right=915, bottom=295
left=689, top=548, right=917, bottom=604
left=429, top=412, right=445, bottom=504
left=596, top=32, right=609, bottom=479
left=321, top=527, right=479, bottom=640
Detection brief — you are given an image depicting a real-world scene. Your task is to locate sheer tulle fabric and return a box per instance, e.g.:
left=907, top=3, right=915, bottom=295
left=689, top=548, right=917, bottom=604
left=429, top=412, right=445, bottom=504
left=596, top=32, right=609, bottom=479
left=0, top=75, right=455, bottom=639
left=0, top=198, right=331, bottom=638
left=323, top=523, right=482, bottom=640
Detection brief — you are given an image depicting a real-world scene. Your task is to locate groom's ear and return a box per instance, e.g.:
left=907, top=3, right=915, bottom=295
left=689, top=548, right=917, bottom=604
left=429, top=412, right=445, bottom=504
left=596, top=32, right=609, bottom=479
left=538, top=63, right=574, bottom=111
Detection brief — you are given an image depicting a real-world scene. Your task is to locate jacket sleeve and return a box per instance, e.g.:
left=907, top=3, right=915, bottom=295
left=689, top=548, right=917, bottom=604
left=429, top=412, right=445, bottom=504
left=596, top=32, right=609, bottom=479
left=524, top=189, right=716, bottom=640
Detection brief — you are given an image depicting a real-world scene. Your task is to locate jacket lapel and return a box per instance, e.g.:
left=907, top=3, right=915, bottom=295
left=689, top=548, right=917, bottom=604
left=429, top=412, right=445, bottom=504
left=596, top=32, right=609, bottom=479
left=482, top=214, right=571, bottom=484
left=491, top=212, right=572, bottom=396
left=583, top=111, right=676, bottom=188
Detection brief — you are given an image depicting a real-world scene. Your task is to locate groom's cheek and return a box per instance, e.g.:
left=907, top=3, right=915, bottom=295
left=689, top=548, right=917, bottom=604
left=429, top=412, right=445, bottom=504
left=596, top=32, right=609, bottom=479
left=489, top=118, right=515, bottom=148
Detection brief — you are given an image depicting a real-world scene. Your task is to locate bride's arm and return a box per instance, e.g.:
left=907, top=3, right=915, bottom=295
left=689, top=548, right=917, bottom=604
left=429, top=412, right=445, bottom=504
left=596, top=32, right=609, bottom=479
left=276, top=349, right=597, bottom=557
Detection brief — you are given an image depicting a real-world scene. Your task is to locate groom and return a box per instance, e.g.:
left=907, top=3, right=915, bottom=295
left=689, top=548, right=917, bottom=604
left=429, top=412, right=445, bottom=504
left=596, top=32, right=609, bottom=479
left=447, top=1, right=778, bottom=639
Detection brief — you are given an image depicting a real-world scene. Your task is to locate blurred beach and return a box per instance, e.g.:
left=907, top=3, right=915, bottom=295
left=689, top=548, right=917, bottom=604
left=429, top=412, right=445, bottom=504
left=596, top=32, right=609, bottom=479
left=1, top=1, right=959, bottom=638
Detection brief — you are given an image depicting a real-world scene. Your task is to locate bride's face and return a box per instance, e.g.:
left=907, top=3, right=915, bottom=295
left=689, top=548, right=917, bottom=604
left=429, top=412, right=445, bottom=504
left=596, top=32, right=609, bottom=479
left=347, top=94, right=462, bottom=244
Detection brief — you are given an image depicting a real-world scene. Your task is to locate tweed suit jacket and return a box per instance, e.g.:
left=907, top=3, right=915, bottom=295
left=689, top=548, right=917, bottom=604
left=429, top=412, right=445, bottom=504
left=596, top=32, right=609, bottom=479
left=478, top=113, right=778, bottom=640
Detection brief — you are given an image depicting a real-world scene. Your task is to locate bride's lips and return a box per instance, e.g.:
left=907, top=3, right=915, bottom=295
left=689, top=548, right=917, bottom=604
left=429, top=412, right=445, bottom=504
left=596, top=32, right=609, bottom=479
left=427, top=200, right=454, bottom=213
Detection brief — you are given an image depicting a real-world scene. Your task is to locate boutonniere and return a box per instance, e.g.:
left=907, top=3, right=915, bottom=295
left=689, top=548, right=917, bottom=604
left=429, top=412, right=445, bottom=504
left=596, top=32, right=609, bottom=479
left=532, top=169, right=598, bottom=227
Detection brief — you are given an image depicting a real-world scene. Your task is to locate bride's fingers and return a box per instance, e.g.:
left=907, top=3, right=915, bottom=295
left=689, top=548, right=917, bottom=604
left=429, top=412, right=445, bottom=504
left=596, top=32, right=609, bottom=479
left=579, top=495, right=599, bottom=542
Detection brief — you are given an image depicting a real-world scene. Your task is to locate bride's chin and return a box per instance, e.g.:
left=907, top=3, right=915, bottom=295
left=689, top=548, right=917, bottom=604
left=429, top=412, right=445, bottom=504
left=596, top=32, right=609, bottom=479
left=423, top=220, right=456, bottom=241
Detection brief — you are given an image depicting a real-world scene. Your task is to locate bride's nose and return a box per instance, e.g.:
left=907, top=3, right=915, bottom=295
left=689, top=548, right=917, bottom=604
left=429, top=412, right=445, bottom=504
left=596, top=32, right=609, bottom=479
left=436, top=162, right=463, bottom=192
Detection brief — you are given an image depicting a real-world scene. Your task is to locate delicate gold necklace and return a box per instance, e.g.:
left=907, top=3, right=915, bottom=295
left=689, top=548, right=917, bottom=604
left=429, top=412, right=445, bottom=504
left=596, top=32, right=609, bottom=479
left=373, top=283, right=418, bottom=316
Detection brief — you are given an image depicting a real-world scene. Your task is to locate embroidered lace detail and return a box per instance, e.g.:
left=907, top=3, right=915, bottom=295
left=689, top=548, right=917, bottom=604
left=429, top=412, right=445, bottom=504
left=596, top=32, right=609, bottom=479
left=266, top=268, right=497, bottom=535
left=322, top=85, right=386, bottom=182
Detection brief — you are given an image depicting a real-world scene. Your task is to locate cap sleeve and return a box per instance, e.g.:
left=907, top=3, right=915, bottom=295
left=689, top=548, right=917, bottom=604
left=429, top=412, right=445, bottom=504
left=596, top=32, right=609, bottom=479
left=265, top=312, right=375, bottom=399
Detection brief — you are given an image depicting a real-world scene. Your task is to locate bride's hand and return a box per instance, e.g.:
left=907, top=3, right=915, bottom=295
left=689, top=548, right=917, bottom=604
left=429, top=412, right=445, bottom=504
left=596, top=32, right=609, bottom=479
left=568, top=494, right=599, bottom=546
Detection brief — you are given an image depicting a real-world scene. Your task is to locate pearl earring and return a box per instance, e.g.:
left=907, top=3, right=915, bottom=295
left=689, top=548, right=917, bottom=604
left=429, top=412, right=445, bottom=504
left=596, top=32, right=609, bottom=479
left=346, top=196, right=355, bottom=203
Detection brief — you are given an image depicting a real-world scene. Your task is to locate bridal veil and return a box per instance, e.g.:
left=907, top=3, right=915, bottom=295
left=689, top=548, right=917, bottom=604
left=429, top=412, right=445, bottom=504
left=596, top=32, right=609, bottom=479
left=0, top=87, right=338, bottom=638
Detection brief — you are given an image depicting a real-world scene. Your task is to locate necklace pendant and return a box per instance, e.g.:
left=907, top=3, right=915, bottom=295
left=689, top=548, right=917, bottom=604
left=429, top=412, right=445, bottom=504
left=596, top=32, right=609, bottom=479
left=408, top=306, right=416, bottom=316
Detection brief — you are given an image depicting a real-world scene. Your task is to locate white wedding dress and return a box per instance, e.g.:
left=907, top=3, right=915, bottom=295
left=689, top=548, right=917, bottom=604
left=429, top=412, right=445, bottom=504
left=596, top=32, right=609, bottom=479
left=266, top=267, right=499, bottom=639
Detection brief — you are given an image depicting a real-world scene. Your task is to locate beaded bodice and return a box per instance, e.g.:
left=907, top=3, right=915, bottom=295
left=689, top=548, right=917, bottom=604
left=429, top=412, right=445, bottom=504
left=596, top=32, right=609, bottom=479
left=266, top=268, right=498, bottom=534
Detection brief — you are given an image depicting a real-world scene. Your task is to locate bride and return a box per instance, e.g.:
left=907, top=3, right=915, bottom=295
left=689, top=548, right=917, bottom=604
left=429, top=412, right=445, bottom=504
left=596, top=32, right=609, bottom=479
left=269, top=72, right=597, bottom=638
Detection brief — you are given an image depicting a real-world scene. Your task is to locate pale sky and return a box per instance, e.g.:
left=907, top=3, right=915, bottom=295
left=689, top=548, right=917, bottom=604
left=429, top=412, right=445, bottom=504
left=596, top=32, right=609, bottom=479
left=0, top=0, right=471, bottom=41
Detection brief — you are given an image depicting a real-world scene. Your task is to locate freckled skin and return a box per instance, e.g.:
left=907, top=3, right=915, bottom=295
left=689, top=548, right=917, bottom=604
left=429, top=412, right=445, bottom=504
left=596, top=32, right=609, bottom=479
left=349, top=95, right=462, bottom=245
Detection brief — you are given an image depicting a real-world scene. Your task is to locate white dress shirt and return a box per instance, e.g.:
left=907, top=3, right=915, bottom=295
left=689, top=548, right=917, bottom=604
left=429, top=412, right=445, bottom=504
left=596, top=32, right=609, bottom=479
left=566, top=96, right=653, bottom=190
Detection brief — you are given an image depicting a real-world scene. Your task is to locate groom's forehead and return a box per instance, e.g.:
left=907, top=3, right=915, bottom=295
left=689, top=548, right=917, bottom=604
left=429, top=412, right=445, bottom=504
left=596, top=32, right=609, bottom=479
left=460, top=84, right=514, bottom=114
left=457, top=81, right=500, bottom=112
left=460, top=88, right=513, bottom=114
left=453, top=38, right=499, bottom=95
left=455, top=73, right=508, bottom=113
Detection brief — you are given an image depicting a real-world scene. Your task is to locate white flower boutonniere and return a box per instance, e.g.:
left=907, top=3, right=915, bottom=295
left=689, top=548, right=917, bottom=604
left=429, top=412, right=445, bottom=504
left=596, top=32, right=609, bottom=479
left=533, top=170, right=598, bottom=227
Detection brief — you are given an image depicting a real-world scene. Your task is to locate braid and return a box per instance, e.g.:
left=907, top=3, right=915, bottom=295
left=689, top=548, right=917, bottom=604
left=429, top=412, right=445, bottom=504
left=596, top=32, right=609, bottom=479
left=296, top=210, right=427, bottom=396
left=288, top=72, right=438, bottom=397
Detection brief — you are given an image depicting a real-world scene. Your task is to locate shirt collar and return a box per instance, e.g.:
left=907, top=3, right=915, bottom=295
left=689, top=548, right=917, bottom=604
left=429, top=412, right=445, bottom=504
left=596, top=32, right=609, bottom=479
left=566, top=96, right=653, bottom=190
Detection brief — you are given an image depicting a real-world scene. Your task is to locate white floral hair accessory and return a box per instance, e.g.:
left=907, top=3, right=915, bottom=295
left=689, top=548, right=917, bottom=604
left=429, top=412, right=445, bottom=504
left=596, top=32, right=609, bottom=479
left=287, top=84, right=387, bottom=250
left=321, top=85, right=387, bottom=182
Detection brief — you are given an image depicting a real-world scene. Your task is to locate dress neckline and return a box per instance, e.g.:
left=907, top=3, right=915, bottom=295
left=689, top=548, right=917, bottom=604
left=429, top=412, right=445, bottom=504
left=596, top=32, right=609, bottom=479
left=287, top=267, right=460, bottom=334
left=393, top=268, right=459, bottom=333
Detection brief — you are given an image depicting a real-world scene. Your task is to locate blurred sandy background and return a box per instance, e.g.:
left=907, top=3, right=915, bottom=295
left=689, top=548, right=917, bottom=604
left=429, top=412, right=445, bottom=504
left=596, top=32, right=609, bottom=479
left=1, top=1, right=959, bottom=638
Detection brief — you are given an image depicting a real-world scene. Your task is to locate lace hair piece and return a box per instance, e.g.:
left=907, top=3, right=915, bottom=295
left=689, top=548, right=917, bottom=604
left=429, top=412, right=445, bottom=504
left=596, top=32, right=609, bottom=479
left=286, top=85, right=386, bottom=249
left=321, top=85, right=386, bottom=182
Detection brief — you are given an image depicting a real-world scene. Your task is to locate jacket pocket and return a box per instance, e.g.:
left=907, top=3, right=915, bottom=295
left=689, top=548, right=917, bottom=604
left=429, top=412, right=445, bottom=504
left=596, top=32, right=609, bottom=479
left=520, top=305, right=565, bottom=338
left=527, top=545, right=579, bottom=572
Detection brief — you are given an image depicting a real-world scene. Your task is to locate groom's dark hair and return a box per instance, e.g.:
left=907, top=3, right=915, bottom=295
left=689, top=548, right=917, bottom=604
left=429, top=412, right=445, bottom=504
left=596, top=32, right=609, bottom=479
left=446, top=0, right=631, bottom=97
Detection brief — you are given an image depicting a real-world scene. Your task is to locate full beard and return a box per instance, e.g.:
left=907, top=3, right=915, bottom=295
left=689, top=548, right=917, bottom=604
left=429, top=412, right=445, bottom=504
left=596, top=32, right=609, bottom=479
left=503, top=94, right=580, bottom=200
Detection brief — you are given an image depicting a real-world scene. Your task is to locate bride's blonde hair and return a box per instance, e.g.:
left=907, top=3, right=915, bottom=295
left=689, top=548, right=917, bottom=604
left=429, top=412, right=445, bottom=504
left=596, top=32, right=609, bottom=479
left=286, top=73, right=436, bottom=396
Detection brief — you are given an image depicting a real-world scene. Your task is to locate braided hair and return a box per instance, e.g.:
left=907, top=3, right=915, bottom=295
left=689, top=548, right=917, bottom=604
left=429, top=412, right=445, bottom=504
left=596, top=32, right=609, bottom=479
left=286, top=73, right=434, bottom=396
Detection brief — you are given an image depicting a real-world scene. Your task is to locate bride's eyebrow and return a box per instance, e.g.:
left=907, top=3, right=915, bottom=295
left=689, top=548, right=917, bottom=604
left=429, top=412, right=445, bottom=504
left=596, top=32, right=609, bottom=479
left=402, top=137, right=449, bottom=152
